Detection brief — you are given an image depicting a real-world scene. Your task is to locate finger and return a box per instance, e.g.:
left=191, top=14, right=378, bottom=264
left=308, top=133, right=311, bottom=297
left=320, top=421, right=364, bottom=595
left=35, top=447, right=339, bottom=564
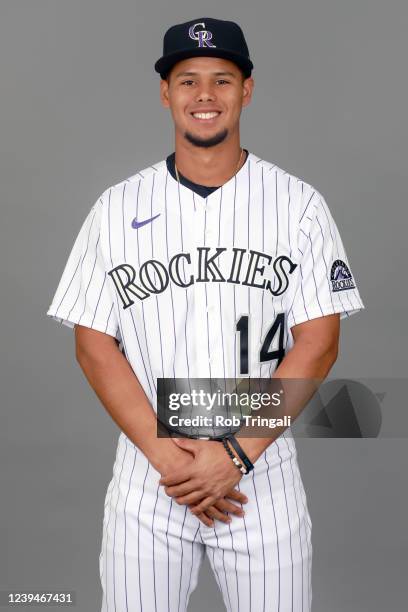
left=174, top=490, right=205, bottom=505
left=190, top=496, right=215, bottom=514
left=226, top=489, right=249, bottom=504
left=164, top=480, right=198, bottom=498
left=205, top=505, right=232, bottom=524
left=159, top=469, right=192, bottom=486
left=214, top=498, right=245, bottom=517
left=196, top=512, right=214, bottom=527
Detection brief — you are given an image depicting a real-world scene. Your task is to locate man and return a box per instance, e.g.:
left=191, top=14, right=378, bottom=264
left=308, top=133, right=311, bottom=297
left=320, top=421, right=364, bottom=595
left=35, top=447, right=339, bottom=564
left=46, top=17, right=365, bottom=612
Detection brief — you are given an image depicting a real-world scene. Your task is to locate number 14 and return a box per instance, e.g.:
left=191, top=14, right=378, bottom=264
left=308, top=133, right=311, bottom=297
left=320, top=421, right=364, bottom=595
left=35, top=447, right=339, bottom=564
left=236, top=313, right=285, bottom=375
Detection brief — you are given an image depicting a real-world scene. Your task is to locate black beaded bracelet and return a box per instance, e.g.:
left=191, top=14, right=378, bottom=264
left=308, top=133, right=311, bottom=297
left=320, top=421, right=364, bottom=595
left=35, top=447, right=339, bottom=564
left=221, top=437, right=247, bottom=474
left=224, top=434, right=255, bottom=473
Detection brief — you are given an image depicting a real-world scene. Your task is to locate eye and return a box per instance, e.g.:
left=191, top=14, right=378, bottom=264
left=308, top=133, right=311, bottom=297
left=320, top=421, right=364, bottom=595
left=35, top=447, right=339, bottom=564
left=181, top=80, right=194, bottom=86
left=216, top=79, right=230, bottom=85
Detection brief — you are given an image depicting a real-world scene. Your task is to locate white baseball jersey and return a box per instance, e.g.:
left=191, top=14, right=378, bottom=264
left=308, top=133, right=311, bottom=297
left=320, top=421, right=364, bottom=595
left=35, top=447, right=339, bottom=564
left=46, top=151, right=364, bottom=387
left=46, top=151, right=364, bottom=612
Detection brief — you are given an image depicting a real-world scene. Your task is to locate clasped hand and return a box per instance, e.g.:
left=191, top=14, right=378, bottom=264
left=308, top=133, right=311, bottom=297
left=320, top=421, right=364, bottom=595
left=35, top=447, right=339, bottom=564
left=159, top=438, right=246, bottom=525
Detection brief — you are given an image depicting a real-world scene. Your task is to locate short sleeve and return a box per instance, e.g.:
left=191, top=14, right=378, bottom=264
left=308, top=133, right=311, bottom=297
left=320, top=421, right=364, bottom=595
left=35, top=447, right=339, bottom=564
left=46, top=194, right=120, bottom=338
left=287, top=189, right=365, bottom=328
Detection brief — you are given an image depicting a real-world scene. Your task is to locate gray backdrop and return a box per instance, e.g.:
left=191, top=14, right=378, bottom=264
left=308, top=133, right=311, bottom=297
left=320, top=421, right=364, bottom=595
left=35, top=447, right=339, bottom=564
left=1, top=0, right=407, bottom=610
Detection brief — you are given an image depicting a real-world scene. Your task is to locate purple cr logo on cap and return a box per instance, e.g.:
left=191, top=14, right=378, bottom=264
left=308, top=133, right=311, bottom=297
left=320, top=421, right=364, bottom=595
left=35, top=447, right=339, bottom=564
left=188, top=22, right=217, bottom=48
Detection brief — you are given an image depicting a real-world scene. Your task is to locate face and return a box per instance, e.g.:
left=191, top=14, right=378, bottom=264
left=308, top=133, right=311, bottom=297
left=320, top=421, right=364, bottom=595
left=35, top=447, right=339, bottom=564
left=160, top=56, right=254, bottom=148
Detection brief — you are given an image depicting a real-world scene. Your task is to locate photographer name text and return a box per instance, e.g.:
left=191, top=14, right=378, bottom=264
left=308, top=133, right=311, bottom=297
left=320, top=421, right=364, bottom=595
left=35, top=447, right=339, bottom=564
left=168, top=415, right=291, bottom=428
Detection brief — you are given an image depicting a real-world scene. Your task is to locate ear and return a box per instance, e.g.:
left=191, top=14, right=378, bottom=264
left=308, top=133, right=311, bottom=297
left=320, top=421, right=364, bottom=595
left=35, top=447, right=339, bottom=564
left=160, top=78, right=170, bottom=108
left=242, top=76, right=254, bottom=108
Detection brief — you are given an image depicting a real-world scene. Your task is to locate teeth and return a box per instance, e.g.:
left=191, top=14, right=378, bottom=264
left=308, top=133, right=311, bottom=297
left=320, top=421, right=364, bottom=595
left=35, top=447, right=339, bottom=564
left=192, top=112, right=220, bottom=119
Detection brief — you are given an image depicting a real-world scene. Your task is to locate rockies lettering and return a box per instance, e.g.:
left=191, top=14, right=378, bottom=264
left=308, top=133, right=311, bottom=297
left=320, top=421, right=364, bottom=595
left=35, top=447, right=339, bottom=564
left=108, top=246, right=298, bottom=308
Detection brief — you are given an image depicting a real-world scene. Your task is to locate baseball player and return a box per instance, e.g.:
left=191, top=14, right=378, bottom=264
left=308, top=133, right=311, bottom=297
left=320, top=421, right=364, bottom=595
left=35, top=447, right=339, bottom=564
left=46, top=17, right=365, bottom=612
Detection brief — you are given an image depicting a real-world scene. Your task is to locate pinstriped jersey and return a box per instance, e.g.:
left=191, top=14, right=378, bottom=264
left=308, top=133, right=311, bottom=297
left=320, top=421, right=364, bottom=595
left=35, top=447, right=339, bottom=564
left=46, top=151, right=365, bottom=409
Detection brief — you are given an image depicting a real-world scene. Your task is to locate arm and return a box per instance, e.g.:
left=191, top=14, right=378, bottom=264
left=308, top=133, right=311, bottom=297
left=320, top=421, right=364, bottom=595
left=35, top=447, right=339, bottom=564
left=75, top=324, right=248, bottom=526
left=74, top=324, right=187, bottom=475
left=236, top=312, right=340, bottom=465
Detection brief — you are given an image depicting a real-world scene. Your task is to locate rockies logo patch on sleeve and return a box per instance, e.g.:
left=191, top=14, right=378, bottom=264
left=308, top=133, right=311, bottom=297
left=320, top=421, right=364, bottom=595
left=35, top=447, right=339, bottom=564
left=330, top=259, right=356, bottom=292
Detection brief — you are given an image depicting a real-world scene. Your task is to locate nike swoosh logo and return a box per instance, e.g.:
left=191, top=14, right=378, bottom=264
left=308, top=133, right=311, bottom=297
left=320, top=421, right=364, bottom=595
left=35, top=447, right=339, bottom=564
left=131, top=213, right=161, bottom=229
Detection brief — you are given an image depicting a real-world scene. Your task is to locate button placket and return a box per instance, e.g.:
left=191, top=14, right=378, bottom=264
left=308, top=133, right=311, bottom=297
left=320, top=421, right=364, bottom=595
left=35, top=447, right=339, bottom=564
left=192, top=202, right=210, bottom=375
left=202, top=200, right=223, bottom=372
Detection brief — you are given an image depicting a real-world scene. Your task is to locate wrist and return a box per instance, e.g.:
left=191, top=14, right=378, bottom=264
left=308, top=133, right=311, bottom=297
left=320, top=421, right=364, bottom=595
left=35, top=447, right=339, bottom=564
left=237, top=437, right=270, bottom=464
left=147, top=439, right=179, bottom=474
left=154, top=439, right=192, bottom=475
left=220, top=438, right=248, bottom=475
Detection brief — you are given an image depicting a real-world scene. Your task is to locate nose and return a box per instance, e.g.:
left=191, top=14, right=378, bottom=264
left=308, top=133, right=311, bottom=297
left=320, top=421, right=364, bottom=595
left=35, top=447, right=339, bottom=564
left=195, top=83, right=216, bottom=102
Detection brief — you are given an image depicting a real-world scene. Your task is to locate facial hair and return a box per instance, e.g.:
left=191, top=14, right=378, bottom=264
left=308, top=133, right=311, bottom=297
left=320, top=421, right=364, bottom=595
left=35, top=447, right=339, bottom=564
left=184, top=127, right=228, bottom=148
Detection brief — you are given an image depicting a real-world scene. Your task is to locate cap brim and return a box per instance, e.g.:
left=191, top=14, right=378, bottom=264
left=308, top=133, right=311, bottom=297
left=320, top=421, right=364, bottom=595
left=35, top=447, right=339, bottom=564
left=154, top=48, right=253, bottom=79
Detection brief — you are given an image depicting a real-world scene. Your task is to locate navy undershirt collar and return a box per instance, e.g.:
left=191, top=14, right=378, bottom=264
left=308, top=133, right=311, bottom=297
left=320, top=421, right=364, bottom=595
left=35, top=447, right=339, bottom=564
left=166, top=149, right=249, bottom=199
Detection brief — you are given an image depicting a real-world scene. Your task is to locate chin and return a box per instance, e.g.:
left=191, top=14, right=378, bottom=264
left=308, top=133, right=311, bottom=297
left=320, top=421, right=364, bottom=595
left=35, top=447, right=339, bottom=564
left=183, top=127, right=229, bottom=148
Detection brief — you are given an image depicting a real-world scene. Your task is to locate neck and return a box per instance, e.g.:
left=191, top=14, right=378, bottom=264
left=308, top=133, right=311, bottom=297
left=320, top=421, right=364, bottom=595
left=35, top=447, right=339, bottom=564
left=174, top=132, right=245, bottom=187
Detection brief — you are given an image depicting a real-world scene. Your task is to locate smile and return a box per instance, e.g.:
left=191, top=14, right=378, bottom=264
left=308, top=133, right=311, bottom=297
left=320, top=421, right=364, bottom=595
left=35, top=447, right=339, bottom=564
left=190, top=111, right=221, bottom=121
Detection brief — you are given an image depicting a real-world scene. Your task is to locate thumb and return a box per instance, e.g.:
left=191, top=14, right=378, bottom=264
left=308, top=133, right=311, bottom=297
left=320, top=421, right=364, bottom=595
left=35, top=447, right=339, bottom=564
left=173, top=437, right=198, bottom=454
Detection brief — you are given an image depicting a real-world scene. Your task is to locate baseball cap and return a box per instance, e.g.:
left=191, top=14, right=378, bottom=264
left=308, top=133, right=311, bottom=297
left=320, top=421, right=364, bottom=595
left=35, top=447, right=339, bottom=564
left=154, top=17, right=253, bottom=80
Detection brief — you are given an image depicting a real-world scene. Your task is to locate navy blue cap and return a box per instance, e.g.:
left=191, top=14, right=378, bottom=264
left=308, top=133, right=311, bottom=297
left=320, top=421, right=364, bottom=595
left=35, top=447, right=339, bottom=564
left=154, top=17, right=253, bottom=79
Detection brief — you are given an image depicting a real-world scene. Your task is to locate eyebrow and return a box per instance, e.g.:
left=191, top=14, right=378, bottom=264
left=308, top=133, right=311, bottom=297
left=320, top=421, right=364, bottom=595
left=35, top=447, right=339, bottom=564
left=174, top=71, right=237, bottom=78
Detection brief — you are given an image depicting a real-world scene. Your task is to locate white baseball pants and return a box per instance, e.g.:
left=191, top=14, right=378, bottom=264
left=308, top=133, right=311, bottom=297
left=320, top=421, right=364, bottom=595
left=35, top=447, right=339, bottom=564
left=99, top=431, right=312, bottom=612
